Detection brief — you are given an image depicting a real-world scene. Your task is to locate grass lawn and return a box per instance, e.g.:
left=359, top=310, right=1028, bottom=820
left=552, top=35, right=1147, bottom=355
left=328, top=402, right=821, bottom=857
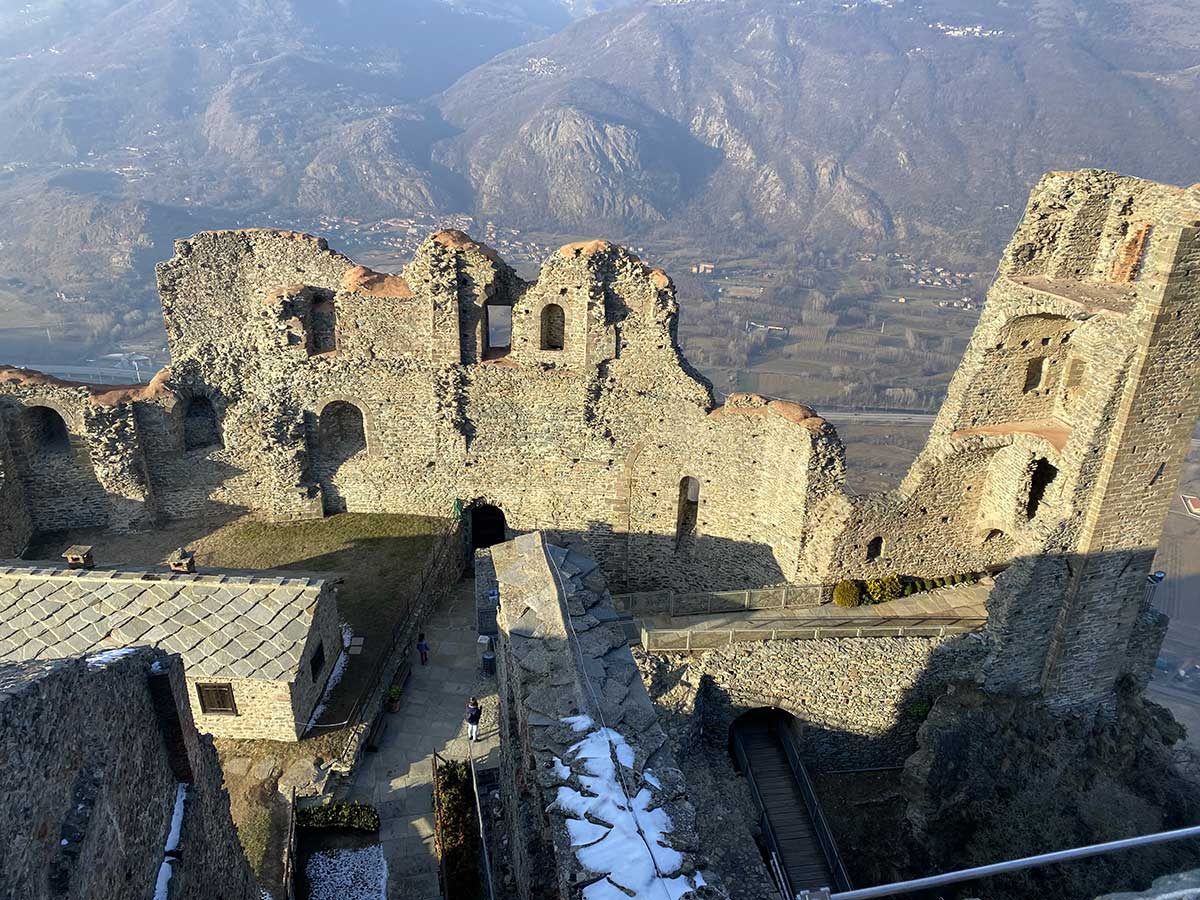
left=190, top=513, right=446, bottom=729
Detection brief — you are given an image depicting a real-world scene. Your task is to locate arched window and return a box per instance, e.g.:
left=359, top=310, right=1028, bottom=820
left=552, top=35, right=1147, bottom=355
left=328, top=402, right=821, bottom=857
left=540, top=303, right=565, bottom=351
left=307, top=296, right=337, bottom=355
left=317, top=401, right=366, bottom=467
left=866, top=536, right=884, bottom=561
left=26, top=406, right=70, bottom=454
left=183, top=397, right=223, bottom=450
left=984, top=528, right=1005, bottom=543
left=676, top=476, right=700, bottom=544
left=1026, top=458, right=1058, bottom=519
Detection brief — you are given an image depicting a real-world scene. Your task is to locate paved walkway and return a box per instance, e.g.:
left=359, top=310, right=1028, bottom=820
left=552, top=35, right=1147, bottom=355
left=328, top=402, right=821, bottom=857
left=343, top=580, right=499, bottom=900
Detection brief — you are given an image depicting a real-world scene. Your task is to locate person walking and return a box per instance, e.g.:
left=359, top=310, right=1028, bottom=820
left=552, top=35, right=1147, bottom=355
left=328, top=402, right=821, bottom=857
left=465, top=697, right=482, bottom=742
left=417, top=632, right=429, bottom=666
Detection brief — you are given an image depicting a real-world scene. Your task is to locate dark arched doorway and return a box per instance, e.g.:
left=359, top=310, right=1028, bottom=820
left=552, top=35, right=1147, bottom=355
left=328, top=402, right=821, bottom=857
left=25, top=406, right=71, bottom=454
left=471, top=504, right=507, bottom=552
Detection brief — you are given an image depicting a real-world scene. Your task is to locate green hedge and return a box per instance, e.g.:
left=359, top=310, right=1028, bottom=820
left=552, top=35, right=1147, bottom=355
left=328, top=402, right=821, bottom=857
left=832, top=571, right=980, bottom=606
left=434, top=760, right=481, bottom=900
left=296, top=801, right=381, bottom=832
left=832, top=579, right=862, bottom=608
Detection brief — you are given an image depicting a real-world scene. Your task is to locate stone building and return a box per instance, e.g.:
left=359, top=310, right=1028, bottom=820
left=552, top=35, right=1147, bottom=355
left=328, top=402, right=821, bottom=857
left=0, top=559, right=343, bottom=741
left=0, top=647, right=257, bottom=900
left=0, top=169, right=1195, bottom=718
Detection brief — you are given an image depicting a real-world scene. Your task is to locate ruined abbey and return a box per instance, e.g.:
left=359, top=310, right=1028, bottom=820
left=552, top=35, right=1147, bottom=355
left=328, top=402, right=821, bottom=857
left=1, top=168, right=1199, bottom=899
left=0, top=170, right=1197, bottom=722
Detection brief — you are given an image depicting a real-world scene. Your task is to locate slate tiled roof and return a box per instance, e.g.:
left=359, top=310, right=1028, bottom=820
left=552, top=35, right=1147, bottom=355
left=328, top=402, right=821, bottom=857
left=0, top=564, right=329, bottom=682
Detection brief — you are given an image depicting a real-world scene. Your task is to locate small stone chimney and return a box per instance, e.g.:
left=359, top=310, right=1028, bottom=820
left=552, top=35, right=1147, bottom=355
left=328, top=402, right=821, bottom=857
left=168, top=547, right=196, bottom=574
left=62, top=545, right=94, bottom=570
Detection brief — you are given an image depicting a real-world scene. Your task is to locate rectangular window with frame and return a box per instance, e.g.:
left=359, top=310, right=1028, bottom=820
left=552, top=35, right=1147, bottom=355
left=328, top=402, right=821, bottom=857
left=196, top=682, right=237, bottom=715
left=310, top=641, right=326, bottom=682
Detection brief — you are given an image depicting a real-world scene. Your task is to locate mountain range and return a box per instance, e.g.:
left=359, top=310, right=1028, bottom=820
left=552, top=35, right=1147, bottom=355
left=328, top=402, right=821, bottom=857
left=0, top=0, right=1197, bottom=348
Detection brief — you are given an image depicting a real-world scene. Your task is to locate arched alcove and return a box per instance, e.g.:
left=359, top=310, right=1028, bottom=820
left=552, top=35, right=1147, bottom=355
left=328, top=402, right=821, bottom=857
left=540, top=303, right=565, bottom=351
left=183, top=397, right=222, bottom=450
left=25, top=406, right=71, bottom=454
left=676, top=476, right=700, bottom=545
left=317, top=400, right=367, bottom=468
left=471, top=504, right=507, bottom=551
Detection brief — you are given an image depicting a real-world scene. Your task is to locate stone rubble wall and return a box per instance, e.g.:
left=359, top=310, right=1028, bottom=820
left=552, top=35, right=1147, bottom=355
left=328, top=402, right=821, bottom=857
left=640, top=632, right=987, bottom=770
left=0, top=648, right=257, bottom=900
left=0, top=171, right=1196, bottom=715
left=491, top=532, right=728, bottom=900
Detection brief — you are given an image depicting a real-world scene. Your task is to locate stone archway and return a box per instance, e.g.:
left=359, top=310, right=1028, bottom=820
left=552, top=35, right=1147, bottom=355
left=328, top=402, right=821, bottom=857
left=470, top=503, right=507, bottom=552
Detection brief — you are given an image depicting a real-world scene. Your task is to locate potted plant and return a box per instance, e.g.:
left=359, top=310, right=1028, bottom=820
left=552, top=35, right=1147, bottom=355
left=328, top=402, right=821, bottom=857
left=387, top=684, right=403, bottom=713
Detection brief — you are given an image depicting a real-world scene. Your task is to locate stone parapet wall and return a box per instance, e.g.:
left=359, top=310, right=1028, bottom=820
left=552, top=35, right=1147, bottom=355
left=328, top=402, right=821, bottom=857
left=639, top=633, right=987, bottom=770
left=0, top=648, right=256, bottom=900
left=491, top=532, right=727, bottom=899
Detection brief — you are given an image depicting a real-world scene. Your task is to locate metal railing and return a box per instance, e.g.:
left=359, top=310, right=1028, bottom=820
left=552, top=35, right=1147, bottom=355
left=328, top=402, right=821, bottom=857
left=777, top=719, right=852, bottom=893
left=641, top=615, right=987, bottom=651
left=798, top=823, right=1200, bottom=899
left=281, top=787, right=298, bottom=900
left=612, top=585, right=825, bottom=618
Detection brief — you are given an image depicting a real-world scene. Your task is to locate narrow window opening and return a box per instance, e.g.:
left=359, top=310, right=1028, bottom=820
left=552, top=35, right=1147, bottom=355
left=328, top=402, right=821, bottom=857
left=307, top=296, right=337, bottom=355
left=1023, top=357, right=1049, bottom=393
left=27, top=406, right=71, bottom=454
left=866, top=536, right=884, bottom=561
left=484, top=304, right=512, bottom=358
left=310, top=641, right=326, bottom=681
left=540, top=303, right=565, bottom=351
left=196, top=682, right=237, bottom=715
left=1026, top=458, right=1058, bottom=519
left=1150, top=462, right=1165, bottom=487
left=676, top=476, right=700, bottom=545
left=183, top=397, right=222, bottom=450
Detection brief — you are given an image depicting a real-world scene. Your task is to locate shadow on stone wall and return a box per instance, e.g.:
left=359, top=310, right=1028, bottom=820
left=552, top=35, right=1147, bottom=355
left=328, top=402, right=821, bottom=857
left=636, top=545, right=1200, bottom=900
left=556, top=521, right=788, bottom=593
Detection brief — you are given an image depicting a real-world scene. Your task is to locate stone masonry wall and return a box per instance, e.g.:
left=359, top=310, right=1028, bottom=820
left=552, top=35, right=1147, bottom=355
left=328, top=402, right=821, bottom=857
left=0, top=648, right=256, bottom=900
left=0, top=171, right=1196, bottom=717
left=491, top=532, right=727, bottom=900
left=638, top=633, right=986, bottom=770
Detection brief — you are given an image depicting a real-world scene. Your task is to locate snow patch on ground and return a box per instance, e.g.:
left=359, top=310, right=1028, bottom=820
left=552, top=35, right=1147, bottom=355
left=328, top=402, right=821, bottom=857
left=305, top=649, right=350, bottom=731
left=153, top=782, right=188, bottom=900
left=305, top=845, right=388, bottom=900
left=165, top=783, right=187, bottom=852
left=555, top=719, right=703, bottom=900
left=86, top=647, right=138, bottom=668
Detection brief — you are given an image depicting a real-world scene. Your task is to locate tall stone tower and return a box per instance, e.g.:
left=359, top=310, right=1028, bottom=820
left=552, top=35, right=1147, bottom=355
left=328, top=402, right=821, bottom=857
left=929, top=171, right=1200, bottom=711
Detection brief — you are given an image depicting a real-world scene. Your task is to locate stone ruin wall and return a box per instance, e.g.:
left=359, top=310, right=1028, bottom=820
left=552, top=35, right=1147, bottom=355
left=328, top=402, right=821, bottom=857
left=488, top=532, right=727, bottom=900
left=0, top=170, right=1197, bottom=714
left=0, top=648, right=256, bottom=900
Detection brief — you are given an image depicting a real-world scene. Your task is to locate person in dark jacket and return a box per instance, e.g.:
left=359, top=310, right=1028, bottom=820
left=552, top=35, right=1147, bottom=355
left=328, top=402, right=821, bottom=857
left=417, top=633, right=429, bottom=665
left=466, top=697, right=482, bottom=741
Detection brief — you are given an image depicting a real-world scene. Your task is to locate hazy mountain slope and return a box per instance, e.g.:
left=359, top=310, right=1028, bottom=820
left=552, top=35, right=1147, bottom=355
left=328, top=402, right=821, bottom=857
left=437, top=0, right=1200, bottom=251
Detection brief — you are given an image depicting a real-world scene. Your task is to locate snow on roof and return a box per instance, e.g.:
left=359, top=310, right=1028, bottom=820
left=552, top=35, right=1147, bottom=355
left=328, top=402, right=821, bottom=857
left=556, top=720, right=705, bottom=900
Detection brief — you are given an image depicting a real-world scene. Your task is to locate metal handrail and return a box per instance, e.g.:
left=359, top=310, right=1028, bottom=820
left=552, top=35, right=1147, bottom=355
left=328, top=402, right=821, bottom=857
left=775, top=719, right=852, bottom=893
left=731, top=728, right=796, bottom=900
left=799, top=823, right=1200, bottom=900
